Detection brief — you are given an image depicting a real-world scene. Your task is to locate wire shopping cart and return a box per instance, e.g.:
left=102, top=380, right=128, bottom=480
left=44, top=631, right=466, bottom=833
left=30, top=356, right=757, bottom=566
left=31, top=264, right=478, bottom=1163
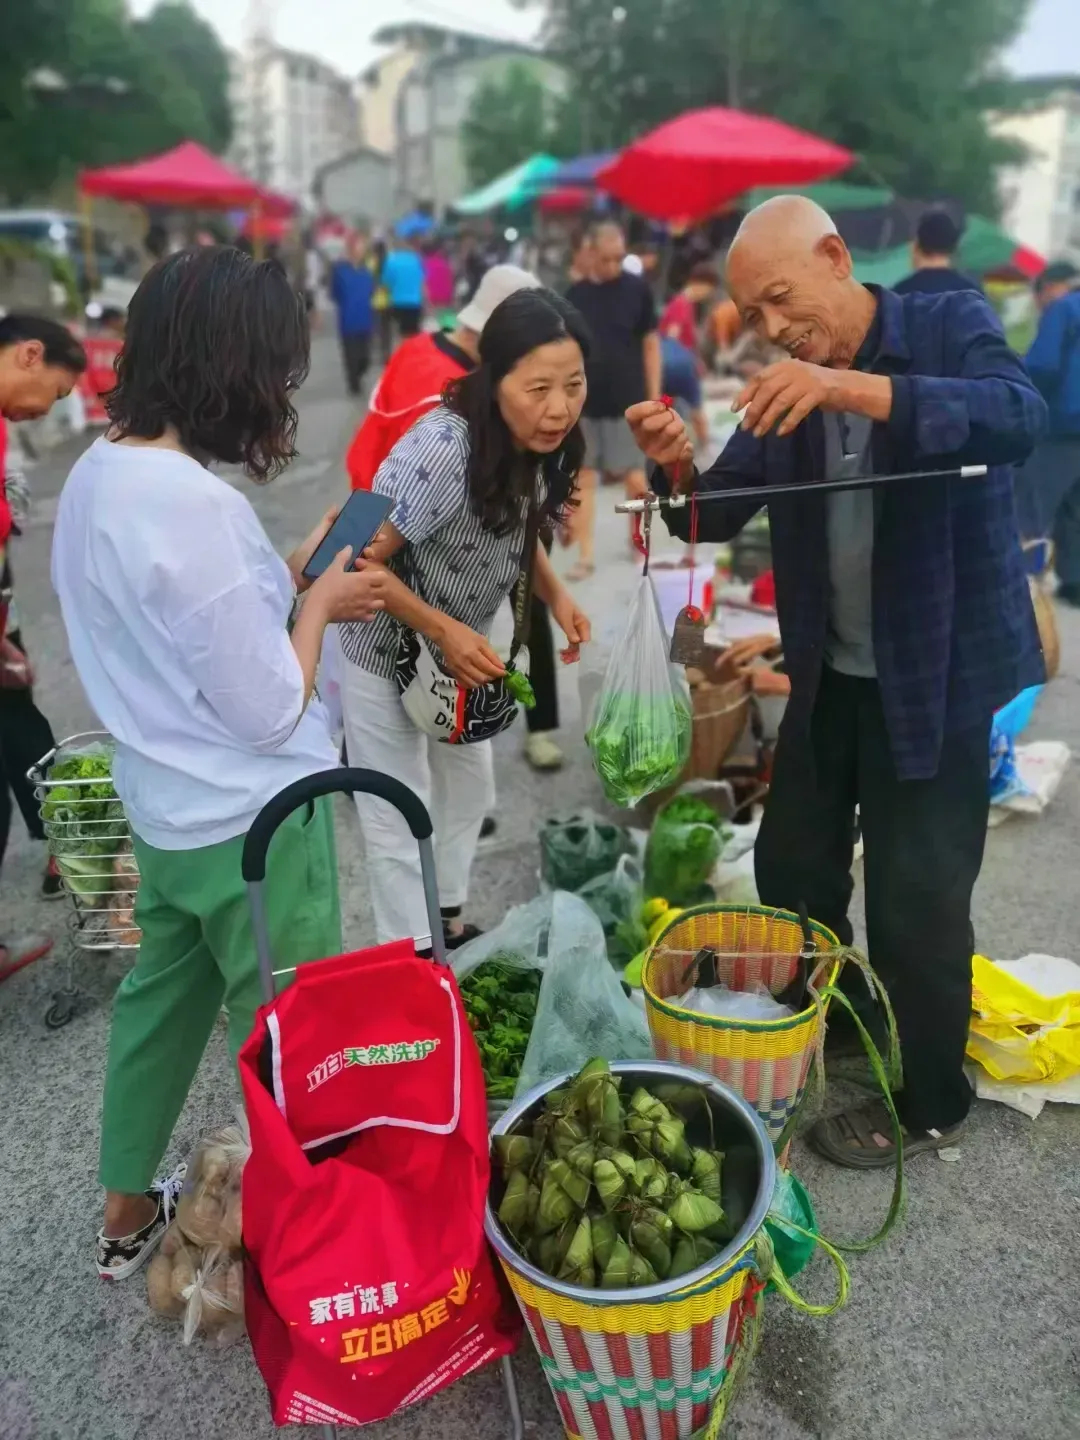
left=240, top=768, right=524, bottom=1440
left=28, top=730, right=139, bottom=1028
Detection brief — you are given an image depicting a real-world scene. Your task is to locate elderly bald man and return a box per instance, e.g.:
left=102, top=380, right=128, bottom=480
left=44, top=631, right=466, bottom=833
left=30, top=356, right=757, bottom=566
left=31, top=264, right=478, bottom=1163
left=628, top=196, right=1047, bottom=1169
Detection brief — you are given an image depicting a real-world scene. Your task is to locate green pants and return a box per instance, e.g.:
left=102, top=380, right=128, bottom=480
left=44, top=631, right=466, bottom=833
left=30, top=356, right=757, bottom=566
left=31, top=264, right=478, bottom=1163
left=98, top=798, right=342, bottom=1194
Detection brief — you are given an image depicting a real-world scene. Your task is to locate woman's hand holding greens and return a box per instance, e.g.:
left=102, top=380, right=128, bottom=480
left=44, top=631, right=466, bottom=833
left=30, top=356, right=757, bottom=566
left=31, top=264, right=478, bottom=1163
left=434, top=616, right=506, bottom=688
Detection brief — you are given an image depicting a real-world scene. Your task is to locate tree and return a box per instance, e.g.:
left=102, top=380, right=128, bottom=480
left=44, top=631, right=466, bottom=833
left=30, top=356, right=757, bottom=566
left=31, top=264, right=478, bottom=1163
left=135, top=1, right=233, bottom=154
left=0, top=0, right=233, bottom=203
left=525, top=0, right=1034, bottom=215
left=463, top=62, right=565, bottom=188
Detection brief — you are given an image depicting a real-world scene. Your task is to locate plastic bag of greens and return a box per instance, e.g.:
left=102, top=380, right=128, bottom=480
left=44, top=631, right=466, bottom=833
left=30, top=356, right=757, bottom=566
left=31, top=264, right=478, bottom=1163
left=452, top=897, right=557, bottom=1104
left=540, top=811, right=633, bottom=892
left=576, top=853, right=648, bottom=968
left=516, top=891, right=653, bottom=1096
left=644, top=793, right=728, bottom=906
left=585, top=575, right=692, bottom=808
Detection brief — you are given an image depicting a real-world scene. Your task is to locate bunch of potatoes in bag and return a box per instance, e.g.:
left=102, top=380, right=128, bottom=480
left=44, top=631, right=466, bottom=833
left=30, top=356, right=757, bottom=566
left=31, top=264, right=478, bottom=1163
left=146, top=1123, right=248, bottom=1345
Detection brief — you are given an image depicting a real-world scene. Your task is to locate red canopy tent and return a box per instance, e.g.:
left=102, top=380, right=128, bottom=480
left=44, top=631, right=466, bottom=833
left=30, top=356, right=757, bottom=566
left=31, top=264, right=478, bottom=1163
left=79, top=140, right=293, bottom=213
left=597, top=108, right=853, bottom=224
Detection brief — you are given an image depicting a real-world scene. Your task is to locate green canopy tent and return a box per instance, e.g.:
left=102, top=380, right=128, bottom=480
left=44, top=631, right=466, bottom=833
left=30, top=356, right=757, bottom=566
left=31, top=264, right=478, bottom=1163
left=452, top=155, right=561, bottom=216
left=743, top=180, right=895, bottom=212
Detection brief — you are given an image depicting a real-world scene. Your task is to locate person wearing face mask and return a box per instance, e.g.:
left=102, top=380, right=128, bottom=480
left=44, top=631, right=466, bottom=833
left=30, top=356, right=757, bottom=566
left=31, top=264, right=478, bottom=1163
left=627, top=195, right=1046, bottom=1173
left=337, top=288, right=592, bottom=948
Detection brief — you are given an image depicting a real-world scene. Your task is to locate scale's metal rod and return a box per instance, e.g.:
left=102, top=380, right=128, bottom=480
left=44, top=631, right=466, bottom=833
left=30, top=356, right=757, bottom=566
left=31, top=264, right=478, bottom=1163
left=615, top=463, right=988, bottom=513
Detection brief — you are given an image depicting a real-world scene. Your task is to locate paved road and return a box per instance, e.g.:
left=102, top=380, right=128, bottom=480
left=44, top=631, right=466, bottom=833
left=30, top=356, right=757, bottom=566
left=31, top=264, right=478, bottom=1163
left=1, top=335, right=1078, bottom=1440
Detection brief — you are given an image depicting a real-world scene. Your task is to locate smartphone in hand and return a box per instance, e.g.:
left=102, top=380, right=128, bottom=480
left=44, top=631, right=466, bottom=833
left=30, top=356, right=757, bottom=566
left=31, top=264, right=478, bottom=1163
left=302, top=491, right=394, bottom=582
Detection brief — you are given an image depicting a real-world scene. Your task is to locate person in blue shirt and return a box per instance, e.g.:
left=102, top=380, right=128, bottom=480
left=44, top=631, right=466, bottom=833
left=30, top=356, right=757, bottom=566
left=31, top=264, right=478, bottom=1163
left=330, top=233, right=376, bottom=395
left=1021, top=260, right=1080, bottom=603
left=381, top=237, right=426, bottom=344
left=628, top=196, right=1046, bottom=1171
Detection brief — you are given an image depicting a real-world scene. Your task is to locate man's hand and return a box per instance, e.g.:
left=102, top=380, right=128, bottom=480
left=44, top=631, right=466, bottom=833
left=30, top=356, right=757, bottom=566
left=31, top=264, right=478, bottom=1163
left=436, top=617, right=506, bottom=689
left=625, top=400, right=695, bottom=487
left=549, top=588, right=591, bottom=664
left=735, top=360, right=892, bottom=438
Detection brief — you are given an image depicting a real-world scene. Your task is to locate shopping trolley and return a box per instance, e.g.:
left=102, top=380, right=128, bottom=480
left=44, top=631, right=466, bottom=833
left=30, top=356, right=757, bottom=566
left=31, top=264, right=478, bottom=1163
left=240, top=768, right=524, bottom=1440
left=28, top=730, right=140, bottom=1028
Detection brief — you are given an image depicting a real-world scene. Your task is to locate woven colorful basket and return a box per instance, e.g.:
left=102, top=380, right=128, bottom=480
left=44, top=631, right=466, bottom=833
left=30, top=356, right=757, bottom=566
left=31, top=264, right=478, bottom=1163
left=486, top=1061, right=779, bottom=1440
left=642, top=906, right=839, bottom=1149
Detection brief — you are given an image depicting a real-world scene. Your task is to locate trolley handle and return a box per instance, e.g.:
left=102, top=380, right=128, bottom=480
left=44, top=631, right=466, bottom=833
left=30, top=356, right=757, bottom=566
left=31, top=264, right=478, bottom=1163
left=241, top=768, right=433, bottom=882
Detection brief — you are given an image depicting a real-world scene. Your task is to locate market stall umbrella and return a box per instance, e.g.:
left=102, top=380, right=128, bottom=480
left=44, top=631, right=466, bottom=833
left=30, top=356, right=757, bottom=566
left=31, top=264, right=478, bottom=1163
left=596, top=108, right=853, bottom=223
left=548, top=152, right=618, bottom=188
left=453, top=154, right=561, bottom=216
left=80, top=140, right=276, bottom=209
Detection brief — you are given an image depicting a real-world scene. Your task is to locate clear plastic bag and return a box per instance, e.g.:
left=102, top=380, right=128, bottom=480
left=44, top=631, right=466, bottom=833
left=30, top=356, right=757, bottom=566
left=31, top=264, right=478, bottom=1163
left=540, top=810, right=633, bottom=892
left=145, top=1226, right=245, bottom=1347
left=585, top=575, right=693, bottom=808
left=516, top=891, right=653, bottom=1096
left=681, top=982, right=795, bottom=1022
left=644, top=794, right=728, bottom=906
left=175, top=1119, right=249, bottom=1251
left=576, top=853, right=647, bottom=967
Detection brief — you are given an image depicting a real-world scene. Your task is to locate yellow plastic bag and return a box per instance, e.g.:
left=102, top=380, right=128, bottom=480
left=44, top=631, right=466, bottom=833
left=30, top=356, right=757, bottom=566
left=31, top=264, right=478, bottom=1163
left=967, top=954, right=1080, bottom=1084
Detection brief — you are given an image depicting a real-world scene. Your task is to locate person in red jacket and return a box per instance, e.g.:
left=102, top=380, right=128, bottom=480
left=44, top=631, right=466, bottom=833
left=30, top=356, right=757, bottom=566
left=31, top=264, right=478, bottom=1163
left=0, top=315, right=87, bottom=979
left=343, top=265, right=570, bottom=772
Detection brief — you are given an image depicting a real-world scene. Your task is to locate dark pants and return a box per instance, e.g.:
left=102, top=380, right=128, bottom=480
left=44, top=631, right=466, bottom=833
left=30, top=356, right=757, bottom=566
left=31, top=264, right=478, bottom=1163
left=392, top=306, right=422, bottom=341
left=525, top=594, right=558, bottom=734
left=0, top=662, right=56, bottom=874
left=340, top=332, right=372, bottom=396
left=755, top=666, right=990, bottom=1132
left=1015, top=437, right=1080, bottom=584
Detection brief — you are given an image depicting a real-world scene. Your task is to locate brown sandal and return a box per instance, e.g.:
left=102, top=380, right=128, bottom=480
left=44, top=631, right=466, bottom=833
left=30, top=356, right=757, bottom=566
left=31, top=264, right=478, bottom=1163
left=809, top=1097, right=963, bottom=1170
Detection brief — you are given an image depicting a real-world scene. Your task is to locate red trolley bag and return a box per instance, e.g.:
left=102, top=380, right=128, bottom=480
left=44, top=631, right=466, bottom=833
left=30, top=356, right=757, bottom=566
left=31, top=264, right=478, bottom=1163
left=237, top=770, right=523, bottom=1434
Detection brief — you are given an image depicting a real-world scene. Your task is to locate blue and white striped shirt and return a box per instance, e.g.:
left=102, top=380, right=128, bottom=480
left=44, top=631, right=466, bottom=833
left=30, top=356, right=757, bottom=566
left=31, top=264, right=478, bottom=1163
left=340, top=408, right=536, bottom=678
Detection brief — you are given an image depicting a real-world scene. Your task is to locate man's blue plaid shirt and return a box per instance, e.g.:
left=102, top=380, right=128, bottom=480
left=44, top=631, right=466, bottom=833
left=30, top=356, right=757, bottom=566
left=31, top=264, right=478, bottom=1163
left=660, top=286, right=1047, bottom=780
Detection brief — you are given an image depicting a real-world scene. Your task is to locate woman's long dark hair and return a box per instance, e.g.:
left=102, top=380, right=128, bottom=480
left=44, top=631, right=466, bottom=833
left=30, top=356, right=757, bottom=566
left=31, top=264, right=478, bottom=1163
left=444, top=287, right=589, bottom=534
left=106, top=245, right=309, bottom=482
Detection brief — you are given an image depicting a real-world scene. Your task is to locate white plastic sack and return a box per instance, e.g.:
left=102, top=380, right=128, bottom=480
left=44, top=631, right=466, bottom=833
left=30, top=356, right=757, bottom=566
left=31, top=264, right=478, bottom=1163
left=988, top=741, right=1070, bottom=825
left=516, top=891, right=653, bottom=1095
left=681, top=982, right=794, bottom=1022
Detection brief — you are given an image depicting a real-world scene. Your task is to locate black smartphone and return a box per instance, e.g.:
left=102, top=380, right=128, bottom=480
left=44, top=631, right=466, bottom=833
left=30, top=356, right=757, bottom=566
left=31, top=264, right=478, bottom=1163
left=302, top=490, right=394, bottom=582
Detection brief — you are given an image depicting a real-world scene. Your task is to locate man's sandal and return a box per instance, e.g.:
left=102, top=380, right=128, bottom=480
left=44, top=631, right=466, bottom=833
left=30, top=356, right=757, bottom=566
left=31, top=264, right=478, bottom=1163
left=809, top=1097, right=963, bottom=1171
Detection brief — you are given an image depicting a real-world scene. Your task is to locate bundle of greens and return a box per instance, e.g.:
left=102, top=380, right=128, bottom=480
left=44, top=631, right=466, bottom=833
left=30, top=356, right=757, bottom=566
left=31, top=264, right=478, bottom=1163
left=586, top=693, right=692, bottom=809
left=40, top=748, right=128, bottom=900
left=505, top=667, right=536, bottom=711
left=492, top=1058, right=733, bottom=1289
left=459, top=954, right=542, bottom=1099
left=644, top=794, right=729, bottom=906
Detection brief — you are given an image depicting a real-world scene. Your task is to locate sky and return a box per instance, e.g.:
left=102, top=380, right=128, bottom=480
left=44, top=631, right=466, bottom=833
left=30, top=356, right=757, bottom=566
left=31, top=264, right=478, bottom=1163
left=130, top=0, right=1078, bottom=77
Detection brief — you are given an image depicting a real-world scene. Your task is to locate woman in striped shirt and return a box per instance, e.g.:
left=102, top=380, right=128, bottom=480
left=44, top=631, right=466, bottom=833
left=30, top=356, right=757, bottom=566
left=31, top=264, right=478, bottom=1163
left=339, top=288, right=592, bottom=947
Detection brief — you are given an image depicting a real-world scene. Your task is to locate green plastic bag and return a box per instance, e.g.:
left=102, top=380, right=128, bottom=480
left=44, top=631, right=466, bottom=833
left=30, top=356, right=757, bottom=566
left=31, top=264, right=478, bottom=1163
left=540, top=811, right=633, bottom=893
left=765, top=1170, right=818, bottom=1287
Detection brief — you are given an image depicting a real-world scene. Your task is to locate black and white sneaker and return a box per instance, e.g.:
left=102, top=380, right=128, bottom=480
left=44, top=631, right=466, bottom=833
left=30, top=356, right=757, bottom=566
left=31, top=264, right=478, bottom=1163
left=95, top=1163, right=186, bottom=1281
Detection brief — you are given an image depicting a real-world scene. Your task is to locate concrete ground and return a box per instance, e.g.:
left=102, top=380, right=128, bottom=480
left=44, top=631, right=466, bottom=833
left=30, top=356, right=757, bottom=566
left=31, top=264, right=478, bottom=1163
left=1, top=335, right=1078, bottom=1440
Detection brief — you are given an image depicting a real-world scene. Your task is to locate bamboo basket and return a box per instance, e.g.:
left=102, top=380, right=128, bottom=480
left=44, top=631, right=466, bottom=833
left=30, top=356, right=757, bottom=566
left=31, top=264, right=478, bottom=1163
left=642, top=906, right=839, bottom=1148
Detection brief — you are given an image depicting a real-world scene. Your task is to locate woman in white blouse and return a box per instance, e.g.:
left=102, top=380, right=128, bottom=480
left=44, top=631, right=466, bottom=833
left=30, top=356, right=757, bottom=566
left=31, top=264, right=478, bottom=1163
left=52, top=246, right=384, bottom=1281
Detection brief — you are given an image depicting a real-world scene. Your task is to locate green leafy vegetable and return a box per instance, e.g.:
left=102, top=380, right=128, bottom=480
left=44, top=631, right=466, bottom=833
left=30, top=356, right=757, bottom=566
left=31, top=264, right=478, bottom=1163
left=40, top=749, right=128, bottom=899
left=644, top=796, right=728, bottom=906
left=586, top=694, right=692, bottom=808
left=505, top=667, right=536, bottom=710
left=459, top=953, right=542, bottom=1096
